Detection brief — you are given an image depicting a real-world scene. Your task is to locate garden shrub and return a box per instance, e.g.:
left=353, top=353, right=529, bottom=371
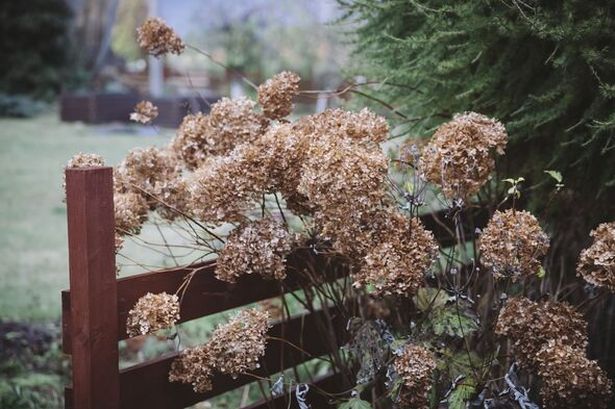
left=63, top=17, right=615, bottom=408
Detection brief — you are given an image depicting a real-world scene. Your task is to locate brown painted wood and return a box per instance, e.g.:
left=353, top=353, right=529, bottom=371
left=65, top=309, right=346, bottom=409
left=65, top=167, right=120, bottom=409
left=62, top=250, right=351, bottom=349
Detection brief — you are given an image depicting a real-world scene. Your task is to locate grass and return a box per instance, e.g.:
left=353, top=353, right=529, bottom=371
left=0, top=111, right=173, bottom=321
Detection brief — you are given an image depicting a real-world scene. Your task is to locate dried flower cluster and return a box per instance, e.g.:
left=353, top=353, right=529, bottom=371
left=216, top=218, right=293, bottom=283
left=169, top=309, right=271, bottom=393
left=257, top=71, right=300, bottom=120
left=187, top=144, right=268, bottom=223
left=534, top=339, right=612, bottom=409
left=354, top=215, right=439, bottom=296
left=420, top=112, right=507, bottom=199
left=577, top=222, right=615, bottom=292
left=171, top=97, right=268, bottom=170
left=496, top=297, right=611, bottom=407
left=130, top=100, right=159, bottom=124
left=115, top=146, right=185, bottom=214
left=65, top=152, right=105, bottom=169
left=479, top=209, right=550, bottom=280
left=114, top=192, right=148, bottom=235
left=126, top=292, right=180, bottom=337
left=393, top=344, right=436, bottom=409
left=209, top=97, right=268, bottom=148
left=63, top=152, right=106, bottom=195
left=137, top=18, right=184, bottom=57
left=495, top=297, right=587, bottom=368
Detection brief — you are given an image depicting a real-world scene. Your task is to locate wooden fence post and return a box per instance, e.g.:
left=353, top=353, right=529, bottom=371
left=65, top=167, right=119, bottom=409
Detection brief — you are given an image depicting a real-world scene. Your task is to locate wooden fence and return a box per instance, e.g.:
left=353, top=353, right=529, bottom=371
left=61, top=167, right=485, bottom=409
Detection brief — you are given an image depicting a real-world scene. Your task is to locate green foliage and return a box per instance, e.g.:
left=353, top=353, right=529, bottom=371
left=339, top=0, right=615, bottom=221
left=0, top=0, right=72, bottom=103
left=430, top=307, right=479, bottom=338
left=447, top=379, right=476, bottom=409
left=414, top=287, right=479, bottom=337
left=413, top=287, right=450, bottom=312
left=338, top=397, right=372, bottom=409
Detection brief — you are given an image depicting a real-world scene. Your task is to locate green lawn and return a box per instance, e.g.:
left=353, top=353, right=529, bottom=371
left=0, top=111, right=173, bottom=321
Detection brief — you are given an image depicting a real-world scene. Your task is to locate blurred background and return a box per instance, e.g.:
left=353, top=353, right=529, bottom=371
left=0, top=0, right=350, bottom=407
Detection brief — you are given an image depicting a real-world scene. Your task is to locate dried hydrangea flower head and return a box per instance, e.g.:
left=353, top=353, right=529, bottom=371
left=216, top=218, right=293, bottom=283
left=419, top=112, right=507, bottom=199
left=535, top=339, right=612, bottom=409
left=577, top=222, right=615, bottom=292
left=393, top=344, right=436, bottom=409
left=257, top=71, right=301, bottom=120
left=130, top=100, right=159, bottom=124
left=479, top=209, right=550, bottom=280
left=495, top=297, right=587, bottom=368
left=354, top=214, right=439, bottom=296
left=187, top=143, right=269, bottom=223
left=137, top=17, right=184, bottom=57
left=169, top=344, right=214, bottom=393
left=126, top=292, right=180, bottom=337
left=64, top=152, right=106, bottom=194
left=171, top=113, right=213, bottom=169
left=209, top=97, right=268, bottom=148
left=66, top=152, right=105, bottom=169
left=115, top=146, right=182, bottom=211
left=114, top=192, right=148, bottom=235
left=169, top=308, right=271, bottom=392
left=299, top=132, right=388, bottom=240
left=169, top=343, right=218, bottom=393
left=298, top=107, right=389, bottom=144
left=205, top=308, right=271, bottom=375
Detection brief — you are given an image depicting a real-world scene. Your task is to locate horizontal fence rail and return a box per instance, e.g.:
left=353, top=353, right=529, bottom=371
left=62, top=167, right=483, bottom=409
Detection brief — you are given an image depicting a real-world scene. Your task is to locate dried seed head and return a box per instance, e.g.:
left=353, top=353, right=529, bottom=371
left=63, top=153, right=106, bottom=195
left=137, top=17, right=184, bottom=57
left=298, top=128, right=389, bottom=252
left=187, top=143, right=269, bottom=223
left=126, top=292, right=180, bottom=337
left=258, top=71, right=301, bottom=120
left=216, top=218, right=293, bottom=283
left=115, top=147, right=182, bottom=213
left=354, top=214, right=439, bottom=296
left=419, top=112, right=507, bottom=199
left=66, top=152, right=105, bottom=169
left=495, top=297, right=587, bottom=368
left=535, top=340, right=612, bottom=409
left=297, top=107, right=389, bottom=144
left=205, top=308, right=271, bottom=375
left=169, top=344, right=214, bottom=393
left=393, top=344, right=436, bottom=409
left=577, top=222, right=615, bottom=292
left=169, top=308, right=271, bottom=393
left=171, top=113, right=213, bottom=169
left=130, top=100, right=159, bottom=124
left=479, top=209, right=550, bottom=280
left=114, top=192, right=148, bottom=235
left=209, top=97, right=268, bottom=147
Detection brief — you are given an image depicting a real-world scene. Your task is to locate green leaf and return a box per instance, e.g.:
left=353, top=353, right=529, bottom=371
left=537, top=266, right=545, bottom=278
left=414, top=287, right=449, bottom=312
left=430, top=307, right=479, bottom=337
left=447, top=379, right=476, bottom=409
left=337, top=397, right=372, bottom=409
left=544, top=170, right=563, bottom=183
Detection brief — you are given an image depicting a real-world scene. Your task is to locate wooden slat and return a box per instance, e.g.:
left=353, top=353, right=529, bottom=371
left=63, top=250, right=350, bottom=351
left=65, top=167, right=119, bottom=409
left=65, top=309, right=346, bottom=409
left=242, top=371, right=345, bottom=409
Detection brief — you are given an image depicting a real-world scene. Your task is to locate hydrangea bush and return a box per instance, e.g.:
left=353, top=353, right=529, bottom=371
left=63, top=18, right=615, bottom=409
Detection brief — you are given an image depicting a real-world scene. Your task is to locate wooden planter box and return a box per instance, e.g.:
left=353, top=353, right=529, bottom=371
left=60, top=93, right=219, bottom=128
